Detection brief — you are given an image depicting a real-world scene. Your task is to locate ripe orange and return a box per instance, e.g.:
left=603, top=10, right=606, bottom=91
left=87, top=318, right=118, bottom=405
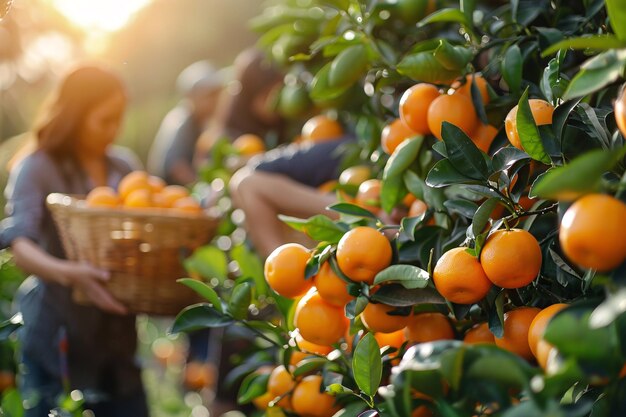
left=314, top=261, right=353, bottom=307
left=408, top=199, right=435, bottom=225
left=184, top=361, right=216, bottom=390
left=147, top=175, right=166, bottom=193
left=426, top=93, right=478, bottom=140
left=172, top=196, right=202, bottom=214
left=301, top=115, right=344, bottom=142
left=267, top=365, right=296, bottom=409
left=399, top=83, right=441, bottom=135
left=361, top=302, right=411, bottom=334
left=433, top=247, right=492, bottom=304
left=463, top=322, right=495, bottom=345
left=535, top=339, right=555, bottom=370
left=452, top=73, right=490, bottom=105
left=159, top=185, right=190, bottom=208
left=118, top=171, right=151, bottom=201
left=264, top=243, right=313, bottom=298
left=374, top=329, right=406, bottom=350
left=336, top=226, right=393, bottom=284
left=559, top=194, right=626, bottom=271
left=252, top=391, right=274, bottom=410
left=381, top=118, right=418, bottom=154
left=318, top=180, right=338, bottom=194
left=480, top=229, right=542, bottom=289
left=528, top=303, right=568, bottom=358
left=494, top=307, right=541, bottom=361
left=615, top=86, right=626, bottom=137
left=294, top=290, right=349, bottom=346
left=338, top=165, right=371, bottom=186
left=405, top=312, right=455, bottom=343
left=233, top=133, right=266, bottom=155
left=123, top=189, right=153, bottom=209
left=504, top=99, right=554, bottom=150
left=85, top=186, right=119, bottom=208
left=291, top=375, right=339, bottom=417
left=291, top=334, right=334, bottom=366
left=470, top=124, right=498, bottom=153
left=355, top=179, right=382, bottom=212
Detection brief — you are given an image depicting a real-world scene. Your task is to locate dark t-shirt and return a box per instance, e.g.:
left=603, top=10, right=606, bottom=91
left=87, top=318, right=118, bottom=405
left=0, top=148, right=144, bottom=398
left=147, top=104, right=202, bottom=185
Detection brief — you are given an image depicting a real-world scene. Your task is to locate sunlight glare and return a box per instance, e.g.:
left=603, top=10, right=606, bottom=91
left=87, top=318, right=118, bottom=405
left=50, top=0, right=152, bottom=32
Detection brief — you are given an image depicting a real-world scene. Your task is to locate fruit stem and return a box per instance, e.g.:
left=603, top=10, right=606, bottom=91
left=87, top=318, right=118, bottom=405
left=503, top=217, right=511, bottom=231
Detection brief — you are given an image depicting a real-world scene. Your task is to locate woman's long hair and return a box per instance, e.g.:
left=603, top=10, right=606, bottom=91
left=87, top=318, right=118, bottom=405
left=8, top=64, right=125, bottom=170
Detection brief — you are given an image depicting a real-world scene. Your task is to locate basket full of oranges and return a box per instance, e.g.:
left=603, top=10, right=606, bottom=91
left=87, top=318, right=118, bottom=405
left=46, top=171, right=219, bottom=316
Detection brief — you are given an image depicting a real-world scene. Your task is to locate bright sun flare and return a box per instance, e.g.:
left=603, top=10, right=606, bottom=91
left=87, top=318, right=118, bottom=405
left=50, top=0, right=153, bottom=32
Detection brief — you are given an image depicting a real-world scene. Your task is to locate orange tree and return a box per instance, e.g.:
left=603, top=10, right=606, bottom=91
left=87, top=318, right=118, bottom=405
left=171, top=0, right=626, bottom=416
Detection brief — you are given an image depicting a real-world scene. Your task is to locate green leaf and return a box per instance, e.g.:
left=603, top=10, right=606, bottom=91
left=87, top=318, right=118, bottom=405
left=466, top=351, right=532, bottom=389
left=231, top=244, right=266, bottom=296
left=228, top=282, right=252, bottom=320
left=383, top=137, right=424, bottom=180
left=310, top=62, right=350, bottom=101
left=237, top=372, right=269, bottom=404
left=418, top=8, right=476, bottom=39
left=171, top=304, right=234, bottom=333
left=502, top=44, right=522, bottom=94
left=327, top=202, right=379, bottom=219
left=381, top=175, right=405, bottom=214
left=531, top=148, right=625, bottom=200
left=278, top=214, right=348, bottom=243
left=471, top=198, right=500, bottom=238
left=397, top=50, right=462, bottom=84
left=443, top=199, right=478, bottom=218
left=293, top=358, right=326, bottom=377
left=541, top=52, right=569, bottom=102
left=541, top=35, right=625, bottom=57
left=441, top=122, right=489, bottom=180
left=563, top=49, right=626, bottom=100
left=491, top=147, right=531, bottom=173
left=433, top=40, right=473, bottom=71
left=373, top=265, right=430, bottom=289
left=516, top=88, right=551, bottom=164
left=607, top=0, right=626, bottom=41
left=370, top=284, right=446, bottom=306
left=184, top=245, right=229, bottom=281
left=426, top=159, right=482, bottom=188
left=328, top=44, right=369, bottom=89
left=177, top=278, right=223, bottom=313
left=352, top=333, right=382, bottom=396
left=403, top=171, right=426, bottom=200
left=1, top=389, right=23, bottom=417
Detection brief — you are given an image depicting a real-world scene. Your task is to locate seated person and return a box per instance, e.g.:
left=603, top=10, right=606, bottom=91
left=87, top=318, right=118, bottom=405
left=148, top=61, right=228, bottom=185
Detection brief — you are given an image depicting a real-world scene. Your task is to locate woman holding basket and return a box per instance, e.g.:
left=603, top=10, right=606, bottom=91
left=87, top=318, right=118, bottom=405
left=0, top=65, right=149, bottom=416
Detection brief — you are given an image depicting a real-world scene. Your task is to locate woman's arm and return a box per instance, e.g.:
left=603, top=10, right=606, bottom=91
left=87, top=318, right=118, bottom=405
left=12, top=237, right=127, bottom=315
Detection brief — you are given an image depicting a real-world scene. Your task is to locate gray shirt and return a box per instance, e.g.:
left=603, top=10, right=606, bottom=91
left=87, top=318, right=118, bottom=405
left=1, top=147, right=144, bottom=398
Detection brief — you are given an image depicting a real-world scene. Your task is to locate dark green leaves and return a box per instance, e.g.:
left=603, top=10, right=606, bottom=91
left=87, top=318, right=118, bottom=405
left=171, top=304, right=235, bottom=333
left=229, top=282, right=252, bottom=320
left=541, top=35, right=625, bottom=57
left=383, top=136, right=424, bottom=180
left=177, top=278, right=223, bottom=313
left=373, top=265, right=430, bottom=289
left=329, top=44, right=369, bottom=89
left=563, top=49, right=626, bottom=100
left=516, top=88, right=551, bottom=164
left=398, top=40, right=472, bottom=84
left=353, top=333, right=382, bottom=396
left=502, top=45, right=522, bottom=95
left=440, top=122, right=489, bottom=180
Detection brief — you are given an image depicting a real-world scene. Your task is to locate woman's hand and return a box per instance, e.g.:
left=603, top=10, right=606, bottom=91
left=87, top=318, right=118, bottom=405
left=63, top=262, right=128, bottom=315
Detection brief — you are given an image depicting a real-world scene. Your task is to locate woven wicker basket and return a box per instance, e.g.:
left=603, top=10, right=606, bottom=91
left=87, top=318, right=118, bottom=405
left=46, top=193, right=220, bottom=316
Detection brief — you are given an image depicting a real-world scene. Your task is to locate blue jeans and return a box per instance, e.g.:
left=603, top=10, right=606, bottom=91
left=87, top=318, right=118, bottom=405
left=20, top=353, right=149, bottom=417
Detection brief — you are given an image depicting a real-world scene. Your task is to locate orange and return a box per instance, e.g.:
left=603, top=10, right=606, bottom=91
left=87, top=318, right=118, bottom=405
left=123, top=189, right=153, bottom=209
left=291, top=375, right=340, bottom=417
left=405, top=312, right=455, bottom=343
left=615, top=86, right=626, bottom=137
left=118, top=171, right=151, bottom=201
left=480, top=229, right=542, bottom=289
left=559, top=194, right=626, bottom=271
left=463, top=322, right=495, bottom=345
left=233, top=133, right=266, bottom=155
left=301, top=115, right=344, bottom=142
left=338, top=165, right=371, bottom=186
left=361, top=302, right=411, bottom=334
left=264, top=243, right=313, bottom=298
left=147, top=175, right=166, bottom=193
left=336, top=226, right=393, bottom=284
left=381, top=118, right=418, bottom=154
left=172, top=196, right=202, bottom=214
left=402, top=193, right=417, bottom=208
left=412, top=406, right=433, bottom=417
left=355, top=179, right=381, bottom=212
left=85, top=186, right=119, bottom=208
left=374, top=329, right=406, bottom=350
left=504, top=99, right=554, bottom=150
left=267, top=365, right=296, bottom=409
left=159, top=185, right=190, bottom=208
left=318, top=180, right=338, bottom=194
left=470, top=124, right=498, bottom=153
left=314, top=261, right=353, bottom=307
left=252, top=391, right=274, bottom=410
left=433, top=247, right=492, bottom=304
left=399, top=83, right=441, bottom=135
left=427, top=93, right=478, bottom=140
left=452, top=73, right=490, bottom=105
left=290, top=334, right=334, bottom=366
left=183, top=361, right=216, bottom=390
left=494, top=307, right=541, bottom=361
left=528, top=303, right=568, bottom=358
left=294, top=290, right=349, bottom=346
left=535, top=339, right=555, bottom=370
left=0, top=371, right=15, bottom=392
left=408, top=199, right=428, bottom=218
